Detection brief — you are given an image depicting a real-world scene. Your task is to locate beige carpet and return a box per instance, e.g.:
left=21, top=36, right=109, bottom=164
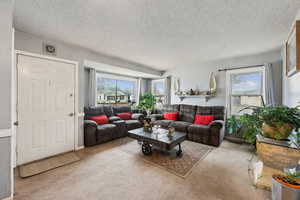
left=19, top=152, right=80, bottom=178
left=15, top=138, right=271, bottom=200
left=118, top=137, right=213, bottom=178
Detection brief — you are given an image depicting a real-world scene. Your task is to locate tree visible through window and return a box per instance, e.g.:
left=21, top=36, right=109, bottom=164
left=96, top=75, right=136, bottom=106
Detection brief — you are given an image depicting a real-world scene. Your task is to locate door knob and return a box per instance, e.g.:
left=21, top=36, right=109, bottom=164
left=69, top=113, right=74, bottom=117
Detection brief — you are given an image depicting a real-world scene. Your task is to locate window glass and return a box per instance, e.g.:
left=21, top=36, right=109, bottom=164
left=228, top=70, right=264, bottom=116
left=152, top=79, right=166, bottom=105
left=153, top=81, right=165, bottom=96
left=96, top=75, right=136, bottom=106
left=231, top=72, right=262, bottom=95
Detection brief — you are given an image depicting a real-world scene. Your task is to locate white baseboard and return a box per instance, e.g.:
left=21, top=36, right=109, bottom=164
left=75, top=146, right=84, bottom=150
left=2, top=195, right=13, bottom=200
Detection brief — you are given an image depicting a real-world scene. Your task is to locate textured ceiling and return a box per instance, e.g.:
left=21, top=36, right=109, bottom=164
left=14, top=0, right=300, bottom=70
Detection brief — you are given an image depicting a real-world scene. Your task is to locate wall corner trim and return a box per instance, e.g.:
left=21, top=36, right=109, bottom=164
left=75, top=146, right=85, bottom=150
left=0, top=129, right=12, bottom=138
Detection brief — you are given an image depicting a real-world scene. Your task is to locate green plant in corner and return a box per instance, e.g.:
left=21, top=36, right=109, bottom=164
left=137, top=93, right=156, bottom=113
left=227, top=115, right=243, bottom=136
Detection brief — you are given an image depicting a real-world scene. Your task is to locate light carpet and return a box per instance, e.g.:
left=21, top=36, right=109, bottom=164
left=15, top=138, right=271, bottom=200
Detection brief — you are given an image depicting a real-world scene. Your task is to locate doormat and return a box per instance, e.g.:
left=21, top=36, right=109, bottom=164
left=19, top=152, right=80, bottom=178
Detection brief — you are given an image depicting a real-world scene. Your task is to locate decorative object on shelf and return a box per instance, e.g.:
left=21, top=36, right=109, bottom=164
left=286, top=20, right=300, bottom=77
left=143, top=118, right=153, bottom=133
left=174, top=77, right=180, bottom=93
left=167, top=127, right=175, bottom=138
left=208, top=72, right=217, bottom=95
left=272, top=170, right=300, bottom=199
left=175, top=72, right=217, bottom=102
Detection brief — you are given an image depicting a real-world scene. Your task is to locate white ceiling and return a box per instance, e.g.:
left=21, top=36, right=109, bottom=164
left=14, top=0, right=300, bottom=70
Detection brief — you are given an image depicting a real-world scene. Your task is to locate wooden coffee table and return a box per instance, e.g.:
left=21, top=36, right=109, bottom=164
left=128, top=128, right=186, bottom=156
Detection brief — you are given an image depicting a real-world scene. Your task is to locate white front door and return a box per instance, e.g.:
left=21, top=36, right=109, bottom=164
left=17, top=54, right=76, bottom=165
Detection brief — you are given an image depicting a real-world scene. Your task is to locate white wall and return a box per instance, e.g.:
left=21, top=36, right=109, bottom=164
left=282, top=10, right=300, bottom=107
left=167, top=49, right=282, bottom=106
left=0, top=0, right=13, bottom=199
left=14, top=30, right=161, bottom=147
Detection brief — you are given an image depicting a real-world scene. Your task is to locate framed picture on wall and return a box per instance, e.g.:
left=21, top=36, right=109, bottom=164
left=286, top=20, right=300, bottom=77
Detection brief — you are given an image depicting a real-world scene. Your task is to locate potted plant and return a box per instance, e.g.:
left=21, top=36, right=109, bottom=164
left=226, top=115, right=244, bottom=143
left=272, top=170, right=300, bottom=200
left=239, top=105, right=300, bottom=142
left=137, top=93, right=156, bottom=116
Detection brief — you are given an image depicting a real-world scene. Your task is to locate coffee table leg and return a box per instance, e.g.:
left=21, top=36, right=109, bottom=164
left=142, top=142, right=152, bottom=155
left=176, top=143, right=182, bottom=156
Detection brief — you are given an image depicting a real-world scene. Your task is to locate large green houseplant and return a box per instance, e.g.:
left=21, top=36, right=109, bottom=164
left=137, top=93, right=156, bottom=115
left=238, top=105, right=300, bottom=143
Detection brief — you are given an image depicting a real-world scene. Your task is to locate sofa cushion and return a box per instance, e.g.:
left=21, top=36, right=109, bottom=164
left=132, top=113, right=144, bottom=121
left=187, top=124, right=210, bottom=134
left=169, top=121, right=192, bottom=132
left=116, top=112, right=132, bottom=120
left=96, top=124, right=117, bottom=142
left=159, top=104, right=180, bottom=114
left=125, top=120, right=142, bottom=130
left=108, top=116, right=121, bottom=122
left=103, top=106, right=113, bottom=117
left=90, top=115, right=109, bottom=125
left=84, top=106, right=105, bottom=120
left=196, top=106, right=225, bottom=120
left=187, top=124, right=210, bottom=144
left=178, top=104, right=197, bottom=123
left=113, top=106, right=131, bottom=115
left=153, top=120, right=173, bottom=128
left=97, top=124, right=116, bottom=130
left=164, top=112, right=178, bottom=121
left=194, top=115, right=214, bottom=125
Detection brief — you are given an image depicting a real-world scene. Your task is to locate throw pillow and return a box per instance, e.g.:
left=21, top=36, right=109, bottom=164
left=90, top=115, right=109, bottom=125
left=194, top=115, right=214, bottom=125
left=116, top=112, right=132, bottom=120
left=164, top=112, right=178, bottom=121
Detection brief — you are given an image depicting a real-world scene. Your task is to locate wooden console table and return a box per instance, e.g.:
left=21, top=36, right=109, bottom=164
left=255, top=135, right=300, bottom=191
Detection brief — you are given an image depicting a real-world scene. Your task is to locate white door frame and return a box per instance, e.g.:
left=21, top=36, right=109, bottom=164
left=13, top=50, right=80, bottom=167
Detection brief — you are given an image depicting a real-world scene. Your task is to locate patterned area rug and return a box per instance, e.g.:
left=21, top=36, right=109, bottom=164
left=117, top=137, right=214, bottom=178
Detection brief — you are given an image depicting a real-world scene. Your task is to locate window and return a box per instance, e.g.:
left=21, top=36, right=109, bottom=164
left=226, top=67, right=265, bottom=116
left=96, top=73, right=137, bottom=106
left=152, top=79, right=166, bottom=105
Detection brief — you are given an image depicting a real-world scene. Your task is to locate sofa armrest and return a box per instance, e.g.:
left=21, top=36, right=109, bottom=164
left=132, top=109, right=147, bottom=116
left=132, top=113, right=144, bottom=121
left=84, top=120, right=98, bottom=146
left=150, top=114, right=164, bottom=121
left=208, top=120, right=225, bottom=147
left=109, top=116, right=121, bottom=122
left=84, top=120, right=98, bottom=128
left=208, top=120, right=224, bottom=129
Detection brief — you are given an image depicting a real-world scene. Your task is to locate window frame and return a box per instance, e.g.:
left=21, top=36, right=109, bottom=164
left=95, top=72, right=139, bottom=106
left=225, top=66, right=266, bottom=116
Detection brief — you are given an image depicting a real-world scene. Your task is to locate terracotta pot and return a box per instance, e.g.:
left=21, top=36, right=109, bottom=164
left=262, top=123, right=293, bottom=140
